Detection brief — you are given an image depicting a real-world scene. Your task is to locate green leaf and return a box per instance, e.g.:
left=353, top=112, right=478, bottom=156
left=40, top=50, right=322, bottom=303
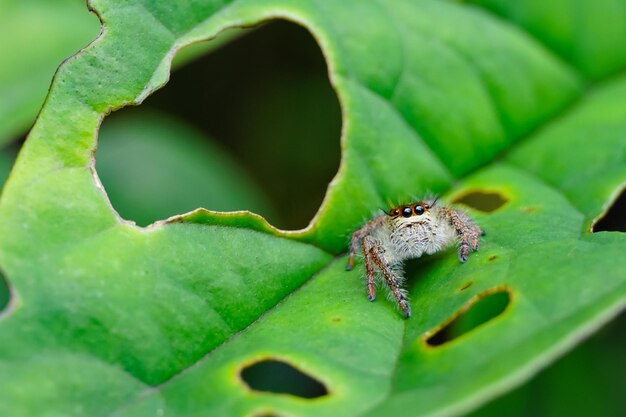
left=0, top=0, right=100, bottom=146
left=468, top=0, right=626, bottom=80
left=468, top=313, right=626, bottom=417
left=0, top=1, right=625, bottom=417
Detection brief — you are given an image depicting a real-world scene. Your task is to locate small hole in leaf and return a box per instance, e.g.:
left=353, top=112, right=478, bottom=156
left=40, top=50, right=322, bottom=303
left=97, top=20, right=341, bottom=229
left=425, top=288, right=511, bottom=347
left=248, top=412, right=283, bottom=417
left=521, top=206, right=538, bottom=213
left=488, top=255, right=497, bottom=261
left=459, top=281, right=473, bottom=291
left=452, top=190, right=508, bottom=213
left=593, top=188, right=626, bottom=232
left=240, top=359, right=328, bottom=399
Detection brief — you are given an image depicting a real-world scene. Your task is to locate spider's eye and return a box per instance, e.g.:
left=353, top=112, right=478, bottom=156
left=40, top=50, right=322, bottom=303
left=402, top=207, right=413, bottom=217
left=389, top=208, right=399, bottom=216
left=414, top=205, right=425, bottom=215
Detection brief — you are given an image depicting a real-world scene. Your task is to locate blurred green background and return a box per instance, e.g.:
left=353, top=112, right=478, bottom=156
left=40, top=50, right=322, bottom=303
left=0, top=1, right=623, bottom=415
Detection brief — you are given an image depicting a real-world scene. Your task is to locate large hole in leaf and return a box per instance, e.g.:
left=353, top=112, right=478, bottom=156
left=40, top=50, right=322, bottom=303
left=96, top=20, right=341, bottom=229
left=593, top=187, right=626, bottom=232
left=452, top=190, right=508, bottom=213
left=425, top=288, right=511, bottom=346
left=240, top=359, right=328, bottom=399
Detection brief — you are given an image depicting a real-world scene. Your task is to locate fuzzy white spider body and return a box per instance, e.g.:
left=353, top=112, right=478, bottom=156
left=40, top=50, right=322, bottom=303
left=346, top=199, right=483, bottom=318
left=384, top=210, right=457, bottom=262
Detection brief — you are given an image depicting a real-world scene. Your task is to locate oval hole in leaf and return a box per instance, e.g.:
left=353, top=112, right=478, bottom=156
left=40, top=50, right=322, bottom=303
left=240, top=359, right=329, bottom=399
left=425, top=288, right=511, bottom=347
left=96, top=20, right=341, bottom=229
left=593, top=187, right=626, bottom=232
left=452, top=190, right=508, bottom=213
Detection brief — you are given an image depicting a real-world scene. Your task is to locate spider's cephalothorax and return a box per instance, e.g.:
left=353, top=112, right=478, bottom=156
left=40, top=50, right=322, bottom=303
left=345, top=198, right=483, bottom=318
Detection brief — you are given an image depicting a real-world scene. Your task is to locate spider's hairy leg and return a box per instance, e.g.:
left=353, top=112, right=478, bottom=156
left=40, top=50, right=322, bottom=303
left=440, top=207, right=483, bottom=263
left=369, top=245, right=411, bottom=318
left=361, top=236, right=377, bottom=301
left=346, top=215, right=385, bottom=271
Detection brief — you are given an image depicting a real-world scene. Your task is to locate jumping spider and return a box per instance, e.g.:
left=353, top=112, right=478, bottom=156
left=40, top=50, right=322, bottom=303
left=346, top=198, right=483, bottom=318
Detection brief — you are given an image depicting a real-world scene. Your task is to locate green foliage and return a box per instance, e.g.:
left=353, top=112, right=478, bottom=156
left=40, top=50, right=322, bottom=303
left=0, top=0, right=100, bottom=146
left=0, top=1, right=625, bottom=417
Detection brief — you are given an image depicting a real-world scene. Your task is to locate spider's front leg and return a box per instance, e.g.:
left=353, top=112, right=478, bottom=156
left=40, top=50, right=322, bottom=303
left=345, top=215, right=385, bottom=271
left=368, top=244, right=411, bottom=318
left=361, top=236, right=378, bottom=301
left=440, top=207, right=483, bottom=262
